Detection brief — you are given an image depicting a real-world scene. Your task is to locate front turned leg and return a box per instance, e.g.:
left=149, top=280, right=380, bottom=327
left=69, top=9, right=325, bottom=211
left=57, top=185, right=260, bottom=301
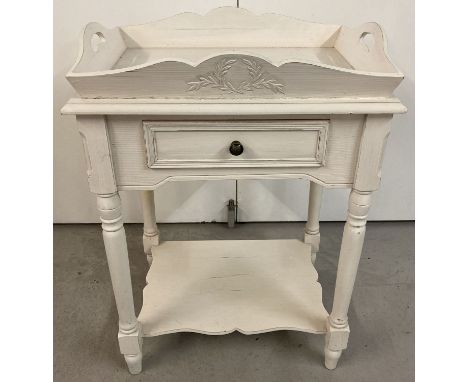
left=98, top=193, right=143, bottom=374
left=324, top=190, right=371, bottom=369
left=140, top=190, right=159, bottom=265
left=304, top=181, right=323, bottom=264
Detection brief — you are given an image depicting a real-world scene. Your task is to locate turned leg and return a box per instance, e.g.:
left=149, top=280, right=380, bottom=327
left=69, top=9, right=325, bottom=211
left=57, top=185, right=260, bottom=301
left=304, top=181, right=323, bottom=264
left=324, top=189, right=371, bottom=369
left=97, top=193, right=143, bottom=374
left=140, top=190, right=159, bottom=265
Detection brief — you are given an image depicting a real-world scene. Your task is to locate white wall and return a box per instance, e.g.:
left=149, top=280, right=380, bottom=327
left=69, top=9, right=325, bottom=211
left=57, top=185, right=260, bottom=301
left=54, top=0, right=414, bottom=223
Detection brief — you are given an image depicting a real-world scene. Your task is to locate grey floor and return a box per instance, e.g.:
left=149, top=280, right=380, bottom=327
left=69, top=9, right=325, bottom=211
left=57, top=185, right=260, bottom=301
left=54, top=222, right=414, bottom=382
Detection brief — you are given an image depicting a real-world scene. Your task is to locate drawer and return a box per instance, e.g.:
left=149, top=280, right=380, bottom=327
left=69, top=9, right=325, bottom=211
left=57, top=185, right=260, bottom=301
left=143, top=120, right=329, bottom=168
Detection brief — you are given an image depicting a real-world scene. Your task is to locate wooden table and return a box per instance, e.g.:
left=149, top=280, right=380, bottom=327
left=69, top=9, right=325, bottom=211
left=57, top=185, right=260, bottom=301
left=62, top=7, right=406, bottom=374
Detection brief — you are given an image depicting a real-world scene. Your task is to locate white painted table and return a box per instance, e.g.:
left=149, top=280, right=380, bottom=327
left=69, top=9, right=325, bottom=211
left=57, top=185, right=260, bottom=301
left=62, top=7, right=406, bottom=374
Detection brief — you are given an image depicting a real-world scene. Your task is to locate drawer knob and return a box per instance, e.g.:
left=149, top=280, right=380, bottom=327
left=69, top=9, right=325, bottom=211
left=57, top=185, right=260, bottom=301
left=229, top=141, right=244, bottom=156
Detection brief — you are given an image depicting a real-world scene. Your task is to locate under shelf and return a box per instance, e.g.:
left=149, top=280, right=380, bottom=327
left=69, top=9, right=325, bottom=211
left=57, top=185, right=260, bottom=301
left=138, top=239, right=329, bottom=337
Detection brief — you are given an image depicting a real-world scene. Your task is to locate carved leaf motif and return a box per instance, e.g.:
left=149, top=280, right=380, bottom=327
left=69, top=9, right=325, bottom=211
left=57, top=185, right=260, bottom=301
left=187, top=57, right=285, bottom=94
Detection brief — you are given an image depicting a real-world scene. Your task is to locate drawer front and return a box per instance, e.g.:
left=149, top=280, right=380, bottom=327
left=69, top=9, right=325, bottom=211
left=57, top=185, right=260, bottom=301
left=143, top=120, right=328, bottom=168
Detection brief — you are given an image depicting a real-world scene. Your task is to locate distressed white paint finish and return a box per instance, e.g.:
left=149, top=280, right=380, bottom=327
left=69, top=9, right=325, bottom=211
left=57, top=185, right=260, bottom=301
left=97, top=193, right=142, bottom=374
left=143, top=120, right=328, bottom=168
left=334, top=22, right=399, bottom=73
left=354, top=115, right=393, bottom=191
left=70, top=22, right=126, bottom=74
left=55, top=1, right=414, bottom=224
left=106, top=114, right=364, bottom=189
left=113, top=47, right=353, bottom=70
left=139, top=240, right=328, bottom=336
left=68, top=56, right=402, bottom=99
left=65, top=7, right=403, bottom=99
left=61, top=5, right=407, bottom=374
left=322, top=111, right=396, bottom=368
left=121, top=7, right=340, bottom=48
left=62, top=97, right=406, bottom=115
left=325, top=190, right=371, bottom=369
left=76, top=116, right=116, bottom=195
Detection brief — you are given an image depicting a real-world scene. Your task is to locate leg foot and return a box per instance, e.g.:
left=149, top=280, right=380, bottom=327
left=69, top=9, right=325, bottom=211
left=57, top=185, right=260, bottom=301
left=324, top=317, right=349, bottom=370
left=304, top=182, right=322, bottom=261
left=304, top=231, right=320, bottom=246
left=143, top=232, right=158, bottom=266
left=324, top=347, right=342, bottom=370
left=141, top=191, right=159, bottom=266
left=125, top=353, right=142, bottom=375
left=146, top=254, right=153, bottom=266
left=118, top=322, right=143, bottom=374
left=311, top=252, right=317, bottom=265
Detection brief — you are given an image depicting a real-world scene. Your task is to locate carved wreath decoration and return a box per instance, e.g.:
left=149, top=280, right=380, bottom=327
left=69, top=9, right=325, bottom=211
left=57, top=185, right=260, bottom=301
left=187, top=58, right=284, bottom=94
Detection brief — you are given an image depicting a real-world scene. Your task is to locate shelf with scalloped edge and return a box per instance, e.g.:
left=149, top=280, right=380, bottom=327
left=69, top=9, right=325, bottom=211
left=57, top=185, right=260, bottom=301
left=138, top=239, right=329, bottom=337
left=66, top=7, right=404, bottom=99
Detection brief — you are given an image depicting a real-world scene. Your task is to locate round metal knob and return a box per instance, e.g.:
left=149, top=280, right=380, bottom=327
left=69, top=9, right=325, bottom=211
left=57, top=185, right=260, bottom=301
left=229, top=141, right=244, bottom=156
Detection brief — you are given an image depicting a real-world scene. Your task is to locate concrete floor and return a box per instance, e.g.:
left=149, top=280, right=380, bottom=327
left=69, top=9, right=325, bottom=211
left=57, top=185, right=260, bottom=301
left=54, top=222, right=414, bottom=382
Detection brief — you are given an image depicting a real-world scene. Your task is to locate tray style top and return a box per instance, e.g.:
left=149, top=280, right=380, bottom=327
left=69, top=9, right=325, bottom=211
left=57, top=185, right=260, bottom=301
left=112, top=47, right=353, bottom=71
left=65, top=7, right=404, bottom=100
